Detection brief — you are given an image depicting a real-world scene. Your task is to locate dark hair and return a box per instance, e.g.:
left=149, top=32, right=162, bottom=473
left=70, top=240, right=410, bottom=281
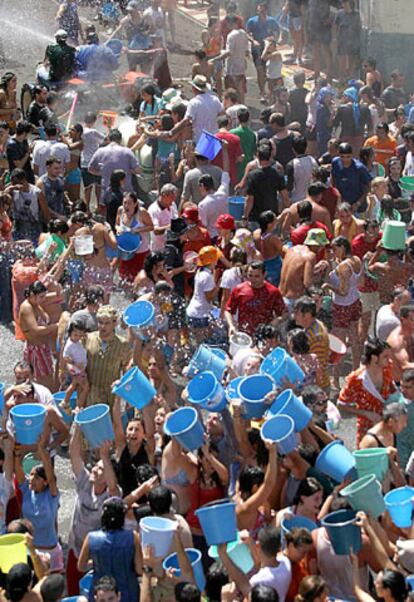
left=307, top=182, right=326, bottom=198
left=6, top=563, right=32, bottom=602
left=294, top=71, right=306, bottom=85
left=295, top=576, right=326, bottom=602
left=144, top=251, right=165, bottom=279
left=45, top=123, right=58, bottom=137
left=359, top=146, right=374, bottom=164
left=270, top=112, right=285, bottom=127
left=68, top=320, right=88, bottom=336
left=377, top=121, right=389, bottom=134
left=94, top=576, right=119, bottom=596
left=331, top=235, right=351, bottom=256
left=223, top=88, right=238, bottom=103
left=293, top=136, right=307, bottom=155
left=297, top=200, right=312, bottom=222
left=195, top=47, right=207, bottom=60
left=294, top=296, right=317, bottom=317
left=339, top=142, right=353, bottom=155
left=0, top=72, right=16, bottom=93
left=298, top=442, right=319, bottom=466
left=46, top=91, right=58, bottom=106
left=313, top=165, right=330, bottom=184
left=258, top=145, right=272, bottom=161
left=108, top=128, right=122, bottom=143
left=123, top=191, right=139, bottom=210
left=402, top=368, right=414, bottom=384
left=84, top=111, right=97, bottom=124
left=205, top=561, right=228, bottom=602
left=174, top=583, right=201, bottom=602
left=171, top=102, right=187, bottom=120
left=101, top=497, right=126, bottom=530
left=0, top=120, right=9, bottom=131
left=48, top=218, right=68, bottom=234
left=141, top=83, right=157, bottom=111
left=247, top=428, right=268, bottom=467
left=160, top=114, right=174, bottom=131
left=293, top=477, right=323, bottom=506
left=258, top=526, right=281, bottom=557
left=381, top=194, right=395, bottom=217
left=380, top=570, right=407, bottom=602
left=248, top=260, right=266, bottom=273
left=199, top=173, right=215, bottom=191
left=285, top=527, right=313, bottom=547
left=260, top=108, right=272, bottom=124
left=288, top=328, right=310, bottom=354
left=237, top=107, right=250, bottom=123
left=400, top=304, right=414, bottom=319
left=110, top=169, right=126, bottom=189
left=25, top=281, right=47, bottom=298
left=84, top=285, right=104, bottom=305
left=71, top=122, right=83, bottom=137
left=363, top=219, right=379, bottom=231
left=14, top=360, right=33, bottom=374
left=148, top=485, right=172, bottom=514
left=252, top=585, right=279, bottom=602
left=15, top=121, right=31, bottom=135
left=258, top=210, right=277, bottom=233
left=238, top=465, right=264, bottom=494
left=217, top=114, right=230, bottom=128
left=40, top=574, right=65, bottom=602
left=362, top=337, right=390, bottom=364
left=255, top=324, right=280, bottom=344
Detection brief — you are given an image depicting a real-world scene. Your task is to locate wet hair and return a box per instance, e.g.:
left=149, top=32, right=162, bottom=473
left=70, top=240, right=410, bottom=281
left=238, top=465, right=264, bottom=495
left=6, top=563, right=32, bottom=602
left=11, top=168, right=27, bottom=183
left=94, top=576, right=119, bottom=596
left=46, top=91, right=58, bottom=107
left=288, top=328, right=310, bottom=354
left=199, top=173, right=215, bottom=191
left=297, top=442, right=319, bottom=466
left=84, top=285, right=104, bottom=305
left=362, top=337, right=390, bottom=364
left=0, top=72, right=16, bottom=93
left=294, top=71, right=306, bottom=86
left=71, top=123, right=83, bottom=137
left=294, top=296, right=317, bottom=317
left=7, top=519, right=33, bottom=535
left=123, top=191, right=139, bottom=210
left=48, top=218, right=68, bottom=235
left=331, top=235, right=351, bottom=256
left=251, top=585, right=279, bottom=602
left=141, top=83, right=157, bottom=110
left=205, top=561, right=228, bottom=601
left=269, top=112, right=285, bottom=127
left=297, top=200, right=313, bottom=222
left=25, top=281, right=47, bottom=298
left=260, top=108, right=272, bottom=124
left=295, top=575, right=326, bottom=602
left=0, top=120, right=9, bottom=131
left=248, top=260, right=266, bottom=273
left=14, top=360, right=33, bottom=374
left=380, top=570, right=407, bottom=602
left=144, top=250, right=165, bottom=279
left=15, top=120, right=31, bottom=136
left=338, top=201, right=352, bottom=214
left=247, top=428, right=268, bottom=467
left=293, top=477, right=323, bottom=506
left=101, top=497, right=126, bottom=530
left=339, top=142, right=353, bottom=155
left=381, top=194, right=395, bottom=217
left=237, top=107, right=250, bottom=123
left=258, top=210, right=277, bottom=232
left=71, top=210, right=89, bottom=226
left=377, top=121, right=389, bottom=134
left=229, top=247, right=246, bottom=264
left=308, top=182, right=326, bottom=198
left=313, top=165, right=330, bottom=184
left=174, top=583, right=201, bottom=602
left=255, top=324, right=280, bottom=344
left=45, top=123, right=58, bottom=137
left=285, top=527, right=313, bottom=547
left=292, top=136, right=307, bottom=155
left=363, top=219, right=379, bottom=231
left=258, top=526, right=281, bottom=557
left=359, top=146, right=374, bottom=164
left=148, top=485, right=172, bottom=514
left=108, top=128, right=122, bottom=143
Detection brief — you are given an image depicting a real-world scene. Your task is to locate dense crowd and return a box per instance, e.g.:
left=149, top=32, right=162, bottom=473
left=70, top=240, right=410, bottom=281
left=0, top=0, right=414, bottom=601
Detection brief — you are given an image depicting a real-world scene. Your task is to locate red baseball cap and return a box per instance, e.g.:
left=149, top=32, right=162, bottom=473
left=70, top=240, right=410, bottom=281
left=215, top=213, right=235, bottom=230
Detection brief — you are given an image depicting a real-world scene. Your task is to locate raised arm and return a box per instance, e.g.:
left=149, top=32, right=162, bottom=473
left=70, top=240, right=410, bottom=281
left=69, top=423, right=85, bottom=478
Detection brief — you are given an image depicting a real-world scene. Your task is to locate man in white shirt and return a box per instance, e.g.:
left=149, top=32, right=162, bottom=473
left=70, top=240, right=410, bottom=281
left=198, top=142, right=230, bottom=241
left=184, top=75, right=224, bottom=143
left=376, top=286, right=411, bottom=341
left=220, top=16, right=250, bottom=104
left=32, top=123, right=71, bottom=176
left=148, top=183, right=178, bottom=250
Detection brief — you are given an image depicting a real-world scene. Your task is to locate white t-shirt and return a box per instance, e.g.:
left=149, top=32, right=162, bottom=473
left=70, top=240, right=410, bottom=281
left=63, top=338, right=87, bottom=373
left=185, top=92, right=224, bottom=143
left=81, top=127, right=105, bottom=168
left=148, top=200, right=178, bottom=250
left=249, top=555, right=292, bottom=602
left=226, top=103, right=248, bottom=129
left=220, top=266, right=243, bottom=291
left=198, top=172, right=230, bottom=238
left=186, top=269, right=215, bottom=318
left=33, top=139, right=71, bottom=176
left=267, top=55, right=283, bottom=80
left=376, top=304, right=400, bottom=342
left=226, top=29, right=249, bottom=76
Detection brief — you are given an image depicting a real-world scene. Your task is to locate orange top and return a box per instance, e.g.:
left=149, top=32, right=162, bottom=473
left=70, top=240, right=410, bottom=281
left=364, top=135, right=398, bottom=168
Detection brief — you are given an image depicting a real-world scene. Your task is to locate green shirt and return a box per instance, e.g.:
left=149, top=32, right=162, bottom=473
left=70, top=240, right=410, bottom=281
left=230, top=125, right=257, bottom=182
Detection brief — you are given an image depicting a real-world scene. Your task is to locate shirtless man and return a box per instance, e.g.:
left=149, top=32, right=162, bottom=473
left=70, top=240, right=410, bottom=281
left=76, top=218, right=117, bottom=304
left=387, top=304, right=414, bottom=382
left=368, top=247, right=412, bottom=304
left=280, top=227, right=330, bottom=311
left=280, top=182, right=333, bottom=237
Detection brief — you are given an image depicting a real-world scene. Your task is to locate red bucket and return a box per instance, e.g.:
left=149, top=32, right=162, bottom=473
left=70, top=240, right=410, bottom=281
left=329, top=334, right=347, bottom=365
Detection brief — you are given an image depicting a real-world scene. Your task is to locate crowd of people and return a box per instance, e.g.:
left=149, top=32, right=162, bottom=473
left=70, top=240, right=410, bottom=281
left=0, top=0, right=414, bottom=601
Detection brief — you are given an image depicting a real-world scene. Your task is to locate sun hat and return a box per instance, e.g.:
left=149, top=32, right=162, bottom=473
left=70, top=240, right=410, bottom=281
left=215, top=214, right=235, bottom=230
left=304, top=228, right=330, bottom=247
left=191, top=75, right=210, bottom=92
left=197, top=245, right=222, bottom=266
left=182, top=205, right=200, bottom=223
left=230, top=228, right=255, bottom=252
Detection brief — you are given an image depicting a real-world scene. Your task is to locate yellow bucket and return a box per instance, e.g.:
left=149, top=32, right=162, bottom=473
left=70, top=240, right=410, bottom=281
left=0, top=534, right=27, bottom=572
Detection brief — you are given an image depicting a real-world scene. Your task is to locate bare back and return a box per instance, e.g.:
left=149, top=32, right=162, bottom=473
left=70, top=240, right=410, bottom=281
left=280, top=245, right=316, bottom=299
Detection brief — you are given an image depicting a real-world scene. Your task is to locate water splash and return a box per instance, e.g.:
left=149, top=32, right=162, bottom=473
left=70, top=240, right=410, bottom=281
left=1, top=19, right=53, bottom=45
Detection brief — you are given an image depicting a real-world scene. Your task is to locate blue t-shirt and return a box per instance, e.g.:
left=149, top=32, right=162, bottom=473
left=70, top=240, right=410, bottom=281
left=246, top=15, right=280, bottom=44
left=331, top=157, right=372, bottom=205
left=20, top=480, right=60, bottom=547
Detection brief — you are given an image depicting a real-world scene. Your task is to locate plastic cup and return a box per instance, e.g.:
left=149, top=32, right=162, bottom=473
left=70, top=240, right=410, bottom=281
left=74, top=404, right=114, bottom=449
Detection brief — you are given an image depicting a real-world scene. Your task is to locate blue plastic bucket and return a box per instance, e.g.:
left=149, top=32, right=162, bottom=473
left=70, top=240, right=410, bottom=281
left=261, top=415, right=297, bottom=455
left=281, top=515, right=318, bottom=535
left=106, top=38, right=123, bottom=57
left=123, top=300, right=155, bottom=340
left=10, top=404, right=47, bottom=445
left=164, top=407, right=204, bottom=451
left=260, top=347, right=305, bottom=387
left=117, top=232, right=142, bottom=260
left=195, top=130, right=222, bottom=160
left=195, top=498, right=237, bottom=546
left=209, top=533, right=254, bottom=574
left=321, top=509, right=361, bottom=555
left=61, top=598, right=79, bottom=602
left=129, top=33, right=150, bottom=50
left=228, top=196, right=245, bottom=220
left=384, top=486, right=414, bottom=528
left=79, top=572, right=93, bottom=597
left=53, top=391, right=77, bottom=409
left=75, top=404, right=114, bottom=449
left=353, top=448, right=389, bottom=482
left=105, top=244, right=118, bottom=259
left=140, top=516, right=177, bottom=557
left=188, top=345, right=227, bottom=381
left=315, top=440, right=357, bottom=483
left=237, top=374, right=275, bottom=420
left=226, top=376, right=243, bottom=403
left=267, top=389, right=312, bottom=432
left=112, top=366, right=156, bottom=410
left=406, top=575, right=414, bottom=591
left=163, top=548, right=206, bottom=592
left=187, top=371, right=227, bottom=413
left=0, top=383, right=4, bottom=413
left=340, top=474, right=385, bottom=519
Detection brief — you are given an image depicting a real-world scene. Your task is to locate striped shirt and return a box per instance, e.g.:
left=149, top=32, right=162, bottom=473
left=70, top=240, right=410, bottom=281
left=86, top=331, right=132, bottom=406
left=305, top=319, right=330, bottom=390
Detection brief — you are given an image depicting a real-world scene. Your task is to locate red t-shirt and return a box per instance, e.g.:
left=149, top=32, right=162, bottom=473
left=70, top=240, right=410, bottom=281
left=226, top=280, right=286, bottom=336
left=351, top=232, right=382, bottom=292
left=319, top=186, right=340, bottom=222
left=290, top=221, right=333, bottom=246
left=212, top=130, right=242, bottom=185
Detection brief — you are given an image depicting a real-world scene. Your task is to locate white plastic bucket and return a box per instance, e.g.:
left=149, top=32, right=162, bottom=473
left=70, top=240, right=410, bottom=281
left=74, top=235, right=94, bottom=256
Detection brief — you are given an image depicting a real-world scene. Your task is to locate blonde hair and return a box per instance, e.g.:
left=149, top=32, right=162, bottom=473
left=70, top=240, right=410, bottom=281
left=371, top=176, right=387, bottom=191
left=96, top=305, right=117, bottom=321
